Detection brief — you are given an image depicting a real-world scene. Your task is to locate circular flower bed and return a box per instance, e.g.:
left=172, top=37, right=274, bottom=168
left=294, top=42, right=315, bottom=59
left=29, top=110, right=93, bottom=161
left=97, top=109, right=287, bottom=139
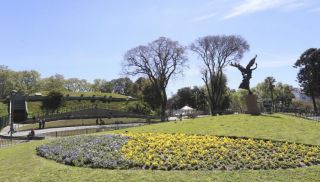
left=36, top=133, right=320, bottom=170
left=37, top=135, right=131, bottom=169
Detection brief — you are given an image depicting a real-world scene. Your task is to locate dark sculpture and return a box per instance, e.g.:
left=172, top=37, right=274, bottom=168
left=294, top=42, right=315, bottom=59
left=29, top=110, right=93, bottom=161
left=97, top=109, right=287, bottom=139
left=230, top=55, right=258, bottom=95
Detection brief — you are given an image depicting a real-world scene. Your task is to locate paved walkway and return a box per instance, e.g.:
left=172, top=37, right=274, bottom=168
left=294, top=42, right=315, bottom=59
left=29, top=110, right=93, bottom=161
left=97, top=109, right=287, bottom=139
left=0, top=123, right=146, bottom=137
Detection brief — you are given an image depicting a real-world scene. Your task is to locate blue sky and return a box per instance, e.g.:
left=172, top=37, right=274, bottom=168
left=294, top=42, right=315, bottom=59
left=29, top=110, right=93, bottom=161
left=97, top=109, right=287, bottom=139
left=0, top=0, right=319, bottom=96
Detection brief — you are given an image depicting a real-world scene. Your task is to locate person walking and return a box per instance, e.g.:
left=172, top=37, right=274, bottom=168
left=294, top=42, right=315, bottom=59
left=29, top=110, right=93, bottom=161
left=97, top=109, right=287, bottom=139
left=38, top=119, right=42, bottom=129
left=42, top=119, right=46, bottom=129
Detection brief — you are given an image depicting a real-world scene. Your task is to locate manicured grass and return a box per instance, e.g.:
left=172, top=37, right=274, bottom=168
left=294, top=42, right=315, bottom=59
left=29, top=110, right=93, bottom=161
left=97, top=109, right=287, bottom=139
left=113, top=114, right=320, bottom=145
left=1, top=114, right=320, bottom=181
left=17, top=117, right=157, bottom=131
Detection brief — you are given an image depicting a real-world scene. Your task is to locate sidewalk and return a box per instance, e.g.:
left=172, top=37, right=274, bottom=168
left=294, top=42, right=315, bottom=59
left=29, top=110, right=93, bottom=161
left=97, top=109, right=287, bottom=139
left=0, top=123, right=146, bottom=137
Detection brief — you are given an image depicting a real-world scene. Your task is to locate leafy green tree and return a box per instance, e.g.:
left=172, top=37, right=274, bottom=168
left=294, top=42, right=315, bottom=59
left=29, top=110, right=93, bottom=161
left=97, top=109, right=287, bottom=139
left=64, top=78, right=92, bottom=92
left=91, top=79, right=112, bottom=93
left=264, top=76, right=276, bottom=109
left=123, top=37, right=188, bottom=121
left=41, top=74, right=66, bottom=92
left=229, top=89, right=247, bottom=113
left=167, top=86, right=207, bottom=112
left=126, top=101, right=152, bottom=115
left=191, top=35, right=249, bottom=115
left=110, top=77, right=134, bottom=96
left=41, top=91, right=65, bottom=112
left=252, top=79, right=295, bottom=109
left=294, top=48, right=320, bottom=112
left=274, top=83, right=295, bottom=108
left=15, top=70, right=41, bottom=94
left=0, top=65, right=15, bottom=98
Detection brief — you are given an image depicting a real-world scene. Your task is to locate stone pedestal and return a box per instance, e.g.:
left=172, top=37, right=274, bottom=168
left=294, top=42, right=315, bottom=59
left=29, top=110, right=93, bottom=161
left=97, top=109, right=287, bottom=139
left=246, top=94, right=260, bottom=115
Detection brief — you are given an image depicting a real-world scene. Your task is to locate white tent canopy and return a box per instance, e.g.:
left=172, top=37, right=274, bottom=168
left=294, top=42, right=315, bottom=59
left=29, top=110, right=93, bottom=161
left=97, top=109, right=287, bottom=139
left=180, top=105, right=195, bottom=111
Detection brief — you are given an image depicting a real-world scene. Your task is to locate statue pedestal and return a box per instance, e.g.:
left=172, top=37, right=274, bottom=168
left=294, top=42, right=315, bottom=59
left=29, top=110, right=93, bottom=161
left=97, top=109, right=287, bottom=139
left=245, top=95, right=260, bottom=115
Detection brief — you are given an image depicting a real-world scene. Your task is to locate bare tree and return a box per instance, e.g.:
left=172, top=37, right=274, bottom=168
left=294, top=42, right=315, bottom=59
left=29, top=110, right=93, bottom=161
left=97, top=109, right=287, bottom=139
left=191, top=35, right=249, bottom=115
left=123, top=37, right=188, bottom=121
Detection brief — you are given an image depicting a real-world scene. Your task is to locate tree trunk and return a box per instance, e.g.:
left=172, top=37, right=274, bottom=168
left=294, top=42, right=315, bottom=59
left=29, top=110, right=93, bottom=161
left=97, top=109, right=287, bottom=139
left=311, top=91, right=318, bottom=112
left=270, top=88, right=274, bottom=112
left=160, top=87, right=167, bottom=121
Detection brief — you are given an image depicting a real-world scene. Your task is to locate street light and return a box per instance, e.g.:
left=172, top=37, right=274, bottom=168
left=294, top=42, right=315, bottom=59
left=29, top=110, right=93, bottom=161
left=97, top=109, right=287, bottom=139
left=9, top=90, right=17, bottom=138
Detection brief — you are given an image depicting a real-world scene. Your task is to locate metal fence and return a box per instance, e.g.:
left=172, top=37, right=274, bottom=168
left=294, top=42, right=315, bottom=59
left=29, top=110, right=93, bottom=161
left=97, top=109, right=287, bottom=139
left=39, top=126, right=129, bottom=138
left=0, top=137, right=24, bottom=148
left=0, top=116, right=9, bottom=130
left=275, top=107, right=320, bottom=122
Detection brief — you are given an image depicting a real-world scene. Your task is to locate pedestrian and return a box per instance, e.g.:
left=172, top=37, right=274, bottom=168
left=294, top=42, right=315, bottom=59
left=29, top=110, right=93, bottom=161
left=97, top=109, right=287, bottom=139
left=100, top=117, right=105, bottom=125
left=179, top=113, right=183, bottom=121
left=42, top=119, right=46, bottom=129
left=32, top=116, right=36, bottom=123
left=38, top=119, right=42, bottom=129
left=108, top=112, right=112, bottom=119
left=27, top=129, right=35, bottom=138
left=96, top=118, right=99, bottom=125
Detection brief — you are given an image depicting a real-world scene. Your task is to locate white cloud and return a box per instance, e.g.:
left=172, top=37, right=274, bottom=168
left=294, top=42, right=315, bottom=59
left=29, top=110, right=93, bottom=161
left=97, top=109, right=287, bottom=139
left=223, top=0, right=305, bottom=20
left=192, top=12, right=217, bottom=22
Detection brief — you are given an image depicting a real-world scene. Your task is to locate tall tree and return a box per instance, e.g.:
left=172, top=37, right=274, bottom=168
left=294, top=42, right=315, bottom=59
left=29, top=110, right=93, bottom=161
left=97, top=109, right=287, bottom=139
left=41, top=74, right=65, bottom=92
left=264, top=76, right=276, bottom=110
left=252, top=81, right=295, bottom=109
left=0, top=65, right=15, bottom=98
left=64, top=78, right=92, bottom=92
left=191, top=35, right=249, bottom=115
left=91, top=79, right=112, bottom=93
left=294, top=48, right=320, bottom=112
left=109, top=77, right=134, bottom=95
left=167, top=86, right=207, bottom=112
left=123, top=37, right=188, bottom=121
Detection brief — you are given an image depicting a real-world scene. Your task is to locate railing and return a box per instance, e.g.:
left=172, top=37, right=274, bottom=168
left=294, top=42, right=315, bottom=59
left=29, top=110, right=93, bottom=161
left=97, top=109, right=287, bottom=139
left=0, top=116, right=9, bottom=130
left=275, top=107, right=320, bottom=122
left=40, top=127, right=122, bottom=138
left=26, top=104, right=159, bottom=123
left=0, top=137, right=24, bottom=149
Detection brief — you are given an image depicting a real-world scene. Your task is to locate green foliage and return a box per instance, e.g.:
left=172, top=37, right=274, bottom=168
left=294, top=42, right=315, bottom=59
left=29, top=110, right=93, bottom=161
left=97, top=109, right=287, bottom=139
left=41, top=74, right=66, bottom=92
left=41, top=91, right=65, bottom=112
left=291, top=100, right=314, bottom=111
left=191, top=35, right=250, bottom=115
left=252, top=80, right=295, bottom=108
left=0, top=102, right=7, bottom=116
left=229, top=89, right=247, bottom=113
left=64, top=78, right=92, bottom=92
left=126, top=101, right=152, bottom=115
left=167, top=86, right=207, bottom=112
left=206, top=73, right=229, bottom=113
left=294, top=48, right=320, bottom=111
left=0, top=66, right=41, bottom=98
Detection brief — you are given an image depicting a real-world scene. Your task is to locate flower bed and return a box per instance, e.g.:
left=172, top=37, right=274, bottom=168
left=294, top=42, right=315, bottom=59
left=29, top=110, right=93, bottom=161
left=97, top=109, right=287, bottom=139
left=36, top=135, right=131, bottom=169
left=37, top=133, right=320, bottom=170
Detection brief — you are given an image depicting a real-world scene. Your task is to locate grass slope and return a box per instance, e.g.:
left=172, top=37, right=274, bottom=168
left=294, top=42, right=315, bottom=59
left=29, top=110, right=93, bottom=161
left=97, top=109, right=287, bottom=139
left=26, top=92, right=128, bottom=117
left=113, top=114, right=320, bottom=145
left=1, top=114, right=320, bottom=182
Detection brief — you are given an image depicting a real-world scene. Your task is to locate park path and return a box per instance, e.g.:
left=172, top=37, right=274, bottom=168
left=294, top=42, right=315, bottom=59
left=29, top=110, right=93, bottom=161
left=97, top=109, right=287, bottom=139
left=0, top=123, right=146, bottom=137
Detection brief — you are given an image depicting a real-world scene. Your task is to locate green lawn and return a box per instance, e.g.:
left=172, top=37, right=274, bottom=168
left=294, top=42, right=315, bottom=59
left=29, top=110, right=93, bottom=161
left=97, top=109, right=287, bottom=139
left=114, top=114, right=320, bottom=145
left=17, top=117, right=158, bottom=131
left=1, top=114, right=320, bottom=182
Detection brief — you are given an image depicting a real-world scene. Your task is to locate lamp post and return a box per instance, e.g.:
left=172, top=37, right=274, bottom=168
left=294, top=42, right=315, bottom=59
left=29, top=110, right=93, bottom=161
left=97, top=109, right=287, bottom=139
left=9, top=90, right=17, bottom=138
